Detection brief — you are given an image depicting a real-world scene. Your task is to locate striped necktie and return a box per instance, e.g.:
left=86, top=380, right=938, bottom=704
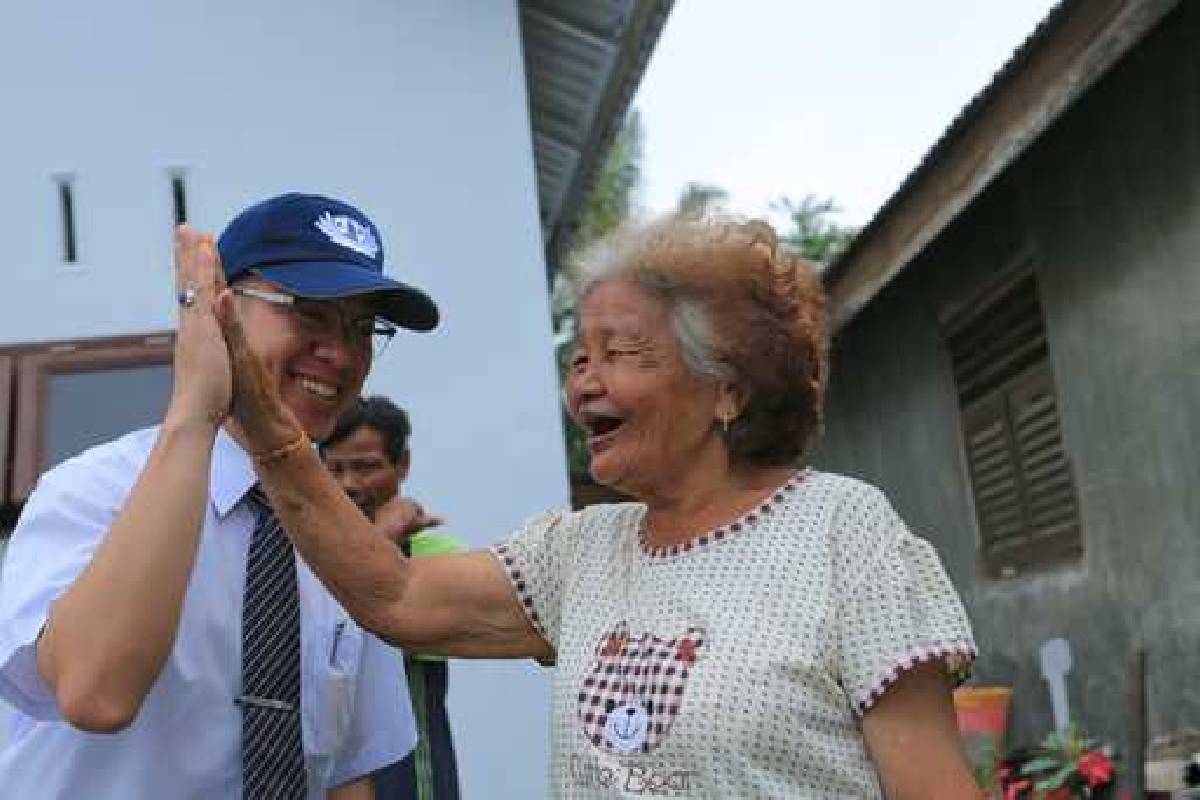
left=239, top=487, right=307, bottom=798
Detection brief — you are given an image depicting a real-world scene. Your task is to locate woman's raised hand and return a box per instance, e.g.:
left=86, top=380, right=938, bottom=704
left=375, top=497, right=447, bottom=546
left=170, top=226, right=232, bottom=430
left=210, top=263, right=305, bottom=455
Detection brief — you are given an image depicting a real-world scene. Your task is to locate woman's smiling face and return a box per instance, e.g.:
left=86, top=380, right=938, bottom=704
left=565, top=280, right=723, bottom=497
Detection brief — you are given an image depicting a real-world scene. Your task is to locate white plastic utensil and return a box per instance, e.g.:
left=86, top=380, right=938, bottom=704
left=1039, top=638, right=1073, bottom=732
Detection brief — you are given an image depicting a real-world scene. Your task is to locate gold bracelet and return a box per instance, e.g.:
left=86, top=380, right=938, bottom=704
left=252, top=433, right=310, bottom=466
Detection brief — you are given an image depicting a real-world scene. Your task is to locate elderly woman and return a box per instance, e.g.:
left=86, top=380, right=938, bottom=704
left=191, top=217, right=981, bottom=798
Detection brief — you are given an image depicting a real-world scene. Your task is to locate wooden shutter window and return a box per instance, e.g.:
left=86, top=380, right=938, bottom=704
left=947, top=271, right=1047, bottom=405
left=947, top=268, right=1081, bottom=577
left=1008, top=365, right=1081, bottom=561
left=962, top=393, right=1026, bottom=558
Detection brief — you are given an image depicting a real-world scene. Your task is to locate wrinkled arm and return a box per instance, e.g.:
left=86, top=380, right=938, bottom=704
left=253, top=446, right=551, bottom=660
left=861, top=663, right=982, bottom=799
left=209, top=253, right=551, bottom=661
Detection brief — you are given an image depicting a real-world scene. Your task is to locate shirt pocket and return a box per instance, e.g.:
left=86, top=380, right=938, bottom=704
left=306, top=617, right=364, bottom=757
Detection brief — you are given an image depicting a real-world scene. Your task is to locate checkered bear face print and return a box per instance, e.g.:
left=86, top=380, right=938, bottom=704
left=577, top=621, right=706, bottom=755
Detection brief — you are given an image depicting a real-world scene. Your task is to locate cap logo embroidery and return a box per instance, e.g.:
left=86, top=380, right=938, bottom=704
left=314, top=211, right=379, bottom=258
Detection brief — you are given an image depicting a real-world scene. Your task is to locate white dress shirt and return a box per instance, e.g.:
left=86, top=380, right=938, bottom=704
left=0, top=426, right=416, bottom=799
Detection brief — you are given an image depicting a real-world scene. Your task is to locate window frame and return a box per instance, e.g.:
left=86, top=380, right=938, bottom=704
left=170, top=170, right=188, bottom=226
left=942, top=260, right=1082, bottom=579
left=58, top=178, right=78, bottom=264
left=5, top=333, right=173, bottom=504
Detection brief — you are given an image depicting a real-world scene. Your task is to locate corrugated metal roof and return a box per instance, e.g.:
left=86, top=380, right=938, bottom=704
left=519, top=0, right=673, bottom=271
left=824, top=0, right=1181, bottom=325
left=824, top=0, right=1074, bottom=284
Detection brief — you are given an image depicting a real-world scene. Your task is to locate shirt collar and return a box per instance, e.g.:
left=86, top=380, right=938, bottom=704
left=210, top=427, right=257, bottom=518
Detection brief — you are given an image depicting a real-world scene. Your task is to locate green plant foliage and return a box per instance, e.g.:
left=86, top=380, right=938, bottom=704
left=674, top=182, right=729, bottom=219
left=553, top=111, right=646, bottom=479
left=998, top=723, right=1118, bottom=799
left=771, top=193, right=858, bottom=263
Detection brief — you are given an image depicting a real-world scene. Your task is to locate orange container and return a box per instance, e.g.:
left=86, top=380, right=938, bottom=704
left=953, top=686, right=1013, bottom=789
left=955, top=686, right=1013, bottom=734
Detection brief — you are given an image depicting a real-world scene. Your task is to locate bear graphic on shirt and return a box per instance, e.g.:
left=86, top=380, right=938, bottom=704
left=577, top=620, right=706, bottom=755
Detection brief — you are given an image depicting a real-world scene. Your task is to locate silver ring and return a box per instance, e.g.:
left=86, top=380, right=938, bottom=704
left=177, top=287, right=198, bottom=308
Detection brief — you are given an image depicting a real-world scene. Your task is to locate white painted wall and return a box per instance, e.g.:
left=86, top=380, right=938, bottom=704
left=0, top=1, right=566, bottom=796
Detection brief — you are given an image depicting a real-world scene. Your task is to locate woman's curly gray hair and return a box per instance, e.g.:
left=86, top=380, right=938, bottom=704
left=571, top=216, right=828, bottom=467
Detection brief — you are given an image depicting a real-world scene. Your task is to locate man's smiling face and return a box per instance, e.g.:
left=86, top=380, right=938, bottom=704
left=232, top=277, right=373, bottom=442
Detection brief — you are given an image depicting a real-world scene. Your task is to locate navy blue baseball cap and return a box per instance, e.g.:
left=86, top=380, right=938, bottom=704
left=218, top=193, right=439, bottom=331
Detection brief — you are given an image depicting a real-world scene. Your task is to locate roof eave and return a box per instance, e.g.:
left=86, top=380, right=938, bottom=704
left=520, top=0, right=674, bottom=277
left=823, top=0, right=1182, bottom=329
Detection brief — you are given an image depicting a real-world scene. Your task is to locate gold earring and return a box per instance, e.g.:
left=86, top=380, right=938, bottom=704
left=721, top=413, right=732, bottom=434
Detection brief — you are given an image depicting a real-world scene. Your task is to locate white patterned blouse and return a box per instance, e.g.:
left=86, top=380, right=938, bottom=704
left=492, top=470, right=975, bottom=798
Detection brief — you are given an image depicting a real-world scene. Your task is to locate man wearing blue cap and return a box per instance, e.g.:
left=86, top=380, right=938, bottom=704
left=0, top=193, right=436, bottom=798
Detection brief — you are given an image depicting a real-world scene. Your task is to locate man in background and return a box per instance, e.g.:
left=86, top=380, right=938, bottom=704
left=322, top=396, right=464, bottom=800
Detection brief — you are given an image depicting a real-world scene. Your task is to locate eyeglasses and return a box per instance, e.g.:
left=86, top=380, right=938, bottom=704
left=232, top=286, right=398, bottom=357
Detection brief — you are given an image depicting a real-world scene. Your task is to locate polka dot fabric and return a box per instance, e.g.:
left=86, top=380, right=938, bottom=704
left=490, top=471, right=975, bottom=798
left=493, top=509, right=573, bottom=645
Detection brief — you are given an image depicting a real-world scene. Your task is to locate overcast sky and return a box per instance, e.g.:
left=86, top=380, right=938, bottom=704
left=634, top=0, right=1060, bottom=228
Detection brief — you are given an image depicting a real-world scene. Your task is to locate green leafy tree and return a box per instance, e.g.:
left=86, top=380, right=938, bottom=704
left=551, top=110, right=644, bottom=334
left=675, top=182, right=729, bottom=219
left=573, top=109, right=644, bottom=247
left=554, top=110, right=645, bottom=479
left=771, top=193, right=858, bottom=263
